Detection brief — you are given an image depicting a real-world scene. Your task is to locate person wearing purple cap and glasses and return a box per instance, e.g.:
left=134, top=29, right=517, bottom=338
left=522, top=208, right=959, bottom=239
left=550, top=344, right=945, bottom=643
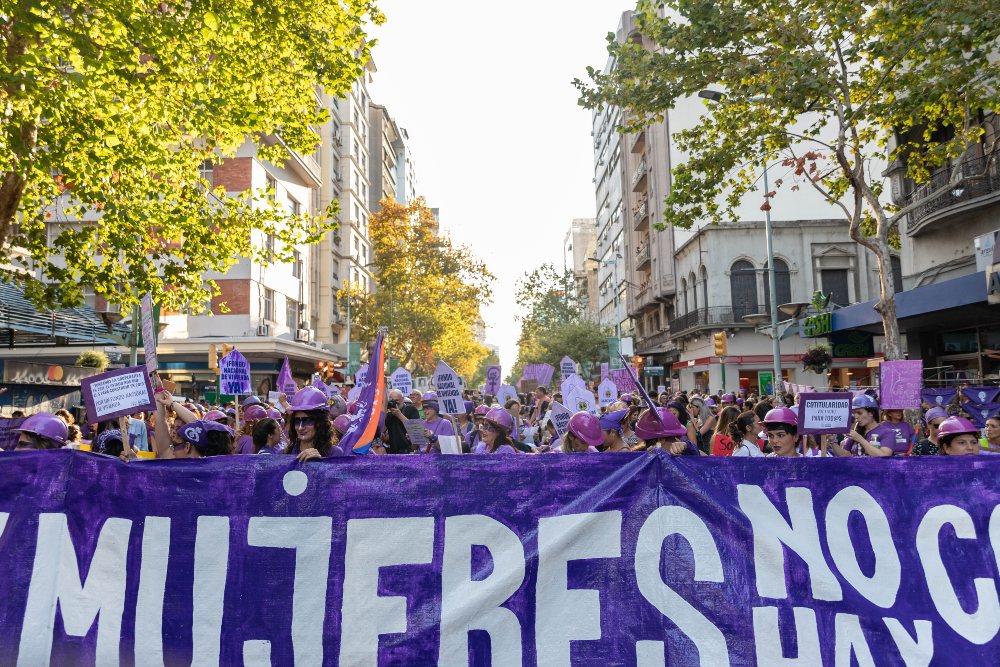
left=286, top=387, right=344, bottom=462
left=420, top=392, right=455, bottom=453
left=912, top=407, right=949, bottom=456
left=598, top=409, right=631, bottom=452
left=477, top=407, right=519, bottom=454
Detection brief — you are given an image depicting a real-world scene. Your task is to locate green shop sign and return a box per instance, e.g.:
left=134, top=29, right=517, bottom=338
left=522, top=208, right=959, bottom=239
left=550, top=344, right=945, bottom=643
left=800, top=312, right=832, bottom=337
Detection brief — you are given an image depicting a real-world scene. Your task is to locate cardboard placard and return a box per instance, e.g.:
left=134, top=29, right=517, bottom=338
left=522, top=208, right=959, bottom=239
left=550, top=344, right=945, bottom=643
left=548, top=401, right=573, bottom=438
left=797, top=392, right=852, bottom=434
left=218, top=349, right=251, bottom=395
left=390, top=368, right=413, bottom=397
left=560, top=356, right=577, bottom=380
left=597, top=379, right=617, bottom=407
left=404, top=419, right=429, bottom=447
left=484, top=365, right=502, bottom=396
left=879, top=360, right=923, bottom=409
left=438, top=435, right=462, bottom=455
left=81, top=365, right=156, bottom=422
left=496, top=384, right=519, bottom=407
left=433, top=361, right=464, bottom=415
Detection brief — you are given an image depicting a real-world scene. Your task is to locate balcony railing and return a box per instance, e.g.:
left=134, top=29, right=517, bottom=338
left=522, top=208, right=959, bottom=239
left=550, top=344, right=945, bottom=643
left=638, top=329, right=675, bottom=353
left=635, top=243, right=651, bottom=266
left=668, top=306, right=756, bottom=337
left=904, top=153, right=1000, bottom=234
left=631, top=159, right=647, bottom=190
left=629, top=128, right=646, bottom=154
left=632, top=198, right=648, bottom=226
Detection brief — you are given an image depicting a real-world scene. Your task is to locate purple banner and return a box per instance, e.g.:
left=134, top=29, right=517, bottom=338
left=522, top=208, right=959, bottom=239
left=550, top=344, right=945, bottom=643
left=0, top=417, right=25, bottom=450
left=965, top=401, right=1000, bottom=428
left=277, top=357, right=297, bottom=396
left=609, top=367, right=637, bottom=394
left=921, top=387, right=957, bottom=407
left=962, top=386, right=1000, bottom=405
left=879, top=360, right=923, bottom=409
left=1, top=451, right=999, bottom=664
left=484, top=366, right=502, bottom=396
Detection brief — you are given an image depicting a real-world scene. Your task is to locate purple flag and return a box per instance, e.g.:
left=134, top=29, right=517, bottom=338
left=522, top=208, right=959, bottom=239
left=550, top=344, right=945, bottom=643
left=962, top=386, right=1000, bottom=405
left=277, top=356, right=297, bottom=395
left=484, top=365, right=502, bottom=395
left=3, top=450, right=998, bottom=664
left=921, top=387, right=957, bottom=407
left=878, top=360, right=923, bottom=409
left=965, top=401, right=1000, bottom=428
left=618, top=352, right=662, bottom=424
left=338, top=328, right=386, bottom=454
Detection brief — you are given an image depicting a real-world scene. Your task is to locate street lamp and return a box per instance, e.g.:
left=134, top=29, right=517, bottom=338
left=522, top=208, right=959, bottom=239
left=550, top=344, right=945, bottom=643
left=700, top=88, right=784, bottom=397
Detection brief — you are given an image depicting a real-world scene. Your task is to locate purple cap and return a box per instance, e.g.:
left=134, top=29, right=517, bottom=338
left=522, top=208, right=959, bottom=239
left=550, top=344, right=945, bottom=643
left=721, top=393, right=736, bottom=403
left=484, top=407, right=513, bottom=432
left=288, top=387, right=328, bottom=412
left=464, top=400, right=475, bottom=415
left=204, top=409, right=227, bottom=422
left=764, top=407, right=798, bottom=427
left=14, top=412, right=68, bottom=446
left=243, top=396, right=262, bottom=407
left=634, top=408, right=686, bottom=440
left=924, top=407, right=949, bottom=423
left=598, top=409, right=628, bottom=432
left=329, top=394, right=348, bottom=418
left=938, top=416, right=979, bottom=438
left=333, top=414, right=353, bottom=435
left=704, top=397, right=717, bottom=407
left=93, top=429, right=123, bottom=454
left=568, top=412, right=604, bottom=447
left=242, top=404, right=268, bottom=422
left=178, top=420, right=234, bottom=448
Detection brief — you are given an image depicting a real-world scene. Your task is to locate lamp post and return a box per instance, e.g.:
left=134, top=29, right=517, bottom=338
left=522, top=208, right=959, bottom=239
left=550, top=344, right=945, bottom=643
left=699, top=89, right=784, bottom=397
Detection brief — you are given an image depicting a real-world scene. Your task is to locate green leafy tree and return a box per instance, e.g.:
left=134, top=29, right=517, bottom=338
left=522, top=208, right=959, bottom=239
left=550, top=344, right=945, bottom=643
left=512, top=263, right=609, bottom=381
left=576, top=0, right=1000, bottom=359
left=341, top=198, right=494, bottom=378
left=0, top=0, right=382, bottom=313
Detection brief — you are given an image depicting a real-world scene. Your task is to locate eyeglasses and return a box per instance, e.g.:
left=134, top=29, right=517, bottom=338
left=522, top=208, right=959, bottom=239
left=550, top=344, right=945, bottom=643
left=169, top=441, right=190, bottom=450
left=929, top=420, right=945, bottom=429
left=293, top=418, right=315, bottom=428
left=479, top=423, right=498, bottom=433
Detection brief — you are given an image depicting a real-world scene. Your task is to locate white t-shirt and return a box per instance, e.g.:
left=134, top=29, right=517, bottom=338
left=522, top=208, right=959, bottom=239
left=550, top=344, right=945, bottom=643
left=733, top=439, right=764, bottom=457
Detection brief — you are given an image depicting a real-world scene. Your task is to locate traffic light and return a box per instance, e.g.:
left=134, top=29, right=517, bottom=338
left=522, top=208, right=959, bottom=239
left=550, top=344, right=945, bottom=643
left=713, top=331, right=728, bottom=357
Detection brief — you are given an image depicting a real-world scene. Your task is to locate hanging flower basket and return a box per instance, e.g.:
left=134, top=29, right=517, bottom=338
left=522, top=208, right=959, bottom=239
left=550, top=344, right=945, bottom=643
left=801, top=345, right=832, bottom=374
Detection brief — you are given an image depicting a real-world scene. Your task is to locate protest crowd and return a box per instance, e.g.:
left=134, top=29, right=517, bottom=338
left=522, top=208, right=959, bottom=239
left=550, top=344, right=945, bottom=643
left=4, top=341, right=999, bottom=462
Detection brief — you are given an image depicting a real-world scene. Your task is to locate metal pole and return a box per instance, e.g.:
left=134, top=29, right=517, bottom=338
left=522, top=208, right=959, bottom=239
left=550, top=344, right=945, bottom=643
left=345, top=279, right=351, bottom=378
left=763, top=163, right=783, bottom=397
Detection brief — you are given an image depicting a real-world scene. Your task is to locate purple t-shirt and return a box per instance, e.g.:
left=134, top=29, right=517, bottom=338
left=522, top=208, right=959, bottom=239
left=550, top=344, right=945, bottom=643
left=845, top=422, right=914, bottom=455
left=235, top=434, right=253, bottom=455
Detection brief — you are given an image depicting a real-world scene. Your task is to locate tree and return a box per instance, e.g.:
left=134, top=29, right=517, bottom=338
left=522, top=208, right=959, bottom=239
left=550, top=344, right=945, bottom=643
left=576, top=0, right=1000, bottom=359
left=0, top=0, right=382, bottom=313
left=340, top=198, right=494, bottom=378
left=511, top=263, right=610, bottom=381
left=74, top=350, right=109, bottom=371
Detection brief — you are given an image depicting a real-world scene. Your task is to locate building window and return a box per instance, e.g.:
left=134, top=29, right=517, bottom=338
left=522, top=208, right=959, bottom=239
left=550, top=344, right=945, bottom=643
left=264, top=288, right=274, bottom=322
left=700, top=265, right=708, bottom=311
left=681, top=278, right=688, bottom=313
left=821, top=269, right=850, bottom=307
left=891, top=255, right=903, bottom=293
left=763, top=258, right=792, bottom=315
left=286, top=298, right=299, bottom=329
left=689, top=272, right=698, bottom=311
left=292, top=249, right=302, bottom=278
left=199, top=160, right=214, bottom=186
left=730, top=260, right=758, bottom=319
left=265, top=233, right=275, bottom=258
left=289, top=197, right=301, bottom=217
left=266, top=174, right=277, bottom=201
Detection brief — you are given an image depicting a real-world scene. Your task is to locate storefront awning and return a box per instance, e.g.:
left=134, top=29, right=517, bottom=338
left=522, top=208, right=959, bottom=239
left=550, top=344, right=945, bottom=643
left=0, top=282, right=131, bottom=346
left=832, top=271, right=991, bottom=333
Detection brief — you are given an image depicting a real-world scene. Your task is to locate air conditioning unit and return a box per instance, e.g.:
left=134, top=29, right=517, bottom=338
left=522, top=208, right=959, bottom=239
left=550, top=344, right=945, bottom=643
left=257, top=324, right=270, bottom=336
left=295, top=328, right=311, bottom=342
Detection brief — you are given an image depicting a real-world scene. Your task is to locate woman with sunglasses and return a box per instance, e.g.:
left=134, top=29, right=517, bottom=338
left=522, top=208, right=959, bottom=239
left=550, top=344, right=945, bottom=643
left=478, top=407, right=519, bottom=454
left=420, top=392, right=455, bottom=453
left=912, top=407, right=949, bottom=456
left=287, top=387, right=344, bottom=462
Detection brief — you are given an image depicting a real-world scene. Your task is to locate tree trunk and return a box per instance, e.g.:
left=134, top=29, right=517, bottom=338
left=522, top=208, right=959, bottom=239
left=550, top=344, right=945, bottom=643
left=870, top=237, right=903, bottom=360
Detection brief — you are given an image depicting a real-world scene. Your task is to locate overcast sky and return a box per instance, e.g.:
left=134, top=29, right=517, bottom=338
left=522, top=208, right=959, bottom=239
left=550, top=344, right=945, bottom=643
left=368, top=1, right=626, bottom=372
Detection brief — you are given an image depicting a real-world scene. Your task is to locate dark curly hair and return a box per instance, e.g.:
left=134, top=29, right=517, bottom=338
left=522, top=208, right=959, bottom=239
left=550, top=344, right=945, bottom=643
left=194, top=430, right=233, bottom=457
left=287, top=409, right=335, bottom=457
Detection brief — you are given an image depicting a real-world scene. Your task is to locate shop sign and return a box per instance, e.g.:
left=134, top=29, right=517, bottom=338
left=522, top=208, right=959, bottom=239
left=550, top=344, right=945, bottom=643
left=830, top=330, right=875, bottom=358
left=988, top=262, right=1000, bottom=305
left=974, top=229, right=999, bottom=272
left=800, top=312, right=832, bottom=337
left=2, top=361, right=98, bottom=387
left=643, top=366, right=665, bottom=375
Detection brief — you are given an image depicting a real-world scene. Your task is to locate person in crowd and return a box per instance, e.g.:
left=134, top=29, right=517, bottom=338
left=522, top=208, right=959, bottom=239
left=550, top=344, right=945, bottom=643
left=419, top=392, right=455, bottom=453
left=658, top=392, right=672, bottom=408
left=937, top=417, right=982, bottom=456
left=730, top=411, right=764, bottom=457
left=477, top=407, right=519, bottom=454
left=65, top=424, right=83, bottom=447
left=838, top=394, right=910, bottom=457
left=11, top=412, right=68, bottom=450
left=633, top=407, right=698, bottom=455
left=532, top=386, right=551, bottom=425
left=692, top=397, right=717, bottom=453
left=763, top=407, right=800, bottom=457
left=285, top=387, right=344, bottom=462
left=880, top=406, right=917, bottom=453
left=204, top=409, right=228, bottom=425
left=561, top=412, right=604, bottom=453
left=11, top=410, right=25, bottom=419
left=912, top=407, right=948, bottom=456
left=982, top=416, right=1000, bottom=453
left=384, top=389, right=421, bottom=454
left=92, top=428, right=125, bottom=458
left=252, top=418, right=283, bottom=455
left=455, top=401, right=477, bottom=444
left=408, top=391, right=424, bottom=418
left=666, top=401, right=699, bottom=446
left=720, top=393, right=736, bottom=407
left=503, top=398, right=523, bottom=440
left=167, top=420, right=235, bottom=459
left=710, top=406, right=740, bottom=456
left=599, top=409, right=630, bottom=452
left=235, top=404, right=269, bottom=454
left=54, top=408, right=74, bottom=425
left=332, top=414, right=352, bottom=440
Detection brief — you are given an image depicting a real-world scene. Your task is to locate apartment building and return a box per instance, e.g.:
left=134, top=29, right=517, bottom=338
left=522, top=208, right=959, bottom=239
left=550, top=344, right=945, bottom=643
left=563, top=218, right=598, bottom=319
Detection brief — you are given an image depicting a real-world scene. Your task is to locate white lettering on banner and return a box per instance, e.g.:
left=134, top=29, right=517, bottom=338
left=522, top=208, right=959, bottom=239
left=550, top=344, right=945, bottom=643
left=834, top=613, right=876, bottom=667
left=248, top=517, right=332, bottom=667
left=752, top=606, right=821, bottom=665
left=18, top=514, right=132, bottom=667
left=340, top=517, right=435, bottom=666
left=634, top=506, right=729, bottom=664
left=916, top=505, right=1000, bottom=644
left=825, top=486, right=900, bottom=608
left=738, top=485, right=844, bottom=602
left=193, top=516, right=229, bottom=666
left=883, top=618, right=934, bottom=667
left=89, top=371, right=151, bottom=416
left=536, top=511, right=622, bottom=666
left=440, top=515, right=525, bottom=667
left=135, top=516, right=171, bottom=664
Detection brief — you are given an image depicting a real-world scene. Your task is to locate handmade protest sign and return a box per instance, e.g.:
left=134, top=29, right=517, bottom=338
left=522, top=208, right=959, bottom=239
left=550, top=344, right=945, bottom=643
left=390, top=367, right=413, bottom=397
left=81, top=365, right=156, bottom=421
left=548, top=400, right=572, bottom=437
left=520, top=378, right=539, bottom=394
left=609, top=367, right=636, bottom=394
left=218, top=349, right=251, bottom=396
left=496, top=384, right=519, bottom=407
left=140, top=292, right=157, bottom=373
left=437, top=435, right=462, bottom=455
left=347, top=385, right=362, bottom=402
left=657, top=385, right=666, bottom=395
left=559, top=356, right=577, bottom=380
left=3, top=451, right=1000, bottom=664
left=433, top=361, right=464, bottom=415
left=483, top=365, right=502, bottom=395
left=560, top=373, right=586, bottom=402
left=404, top=418, right=429, bottom=447
left=597, top=379, right=617, bottom=407
left=879, top=359, right=923, bottom=409
left=354, top=363, right=369, bottom=387
left=277, top=357, right=297, bottom=395
left=796, top=392, right=852, bottom=434
left=566, top=387, right=599, bottom=416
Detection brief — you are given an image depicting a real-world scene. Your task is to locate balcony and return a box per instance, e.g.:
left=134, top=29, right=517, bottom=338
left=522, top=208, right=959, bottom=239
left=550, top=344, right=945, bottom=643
left=632, top=198, right=649, bottom=229
left=668, top=306, right=756, bottom=337
left=638, top=328, right=676, bottom=354
left=904, top=153, right=1000, bottom=236
left=629, top=128, right=646, bottom=154
left=631, top=159, right=648, bottom=192
left=635, top=242, right=651, bottom=268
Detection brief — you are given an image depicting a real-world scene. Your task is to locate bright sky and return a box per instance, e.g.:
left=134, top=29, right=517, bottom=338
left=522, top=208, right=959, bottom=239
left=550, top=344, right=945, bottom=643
left=368, top=1, right=625, bottom=372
